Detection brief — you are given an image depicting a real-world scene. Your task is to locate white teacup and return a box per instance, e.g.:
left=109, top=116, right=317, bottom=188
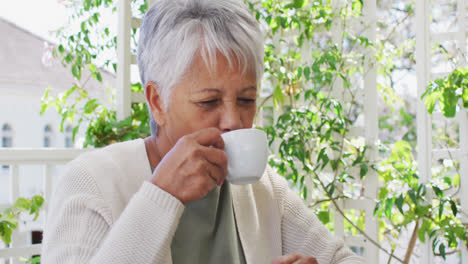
left=221, top=128, right=268, bottom=185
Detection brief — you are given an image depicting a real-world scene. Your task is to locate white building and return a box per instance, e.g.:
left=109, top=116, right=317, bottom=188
left=0, top=18, right=115, bottom=261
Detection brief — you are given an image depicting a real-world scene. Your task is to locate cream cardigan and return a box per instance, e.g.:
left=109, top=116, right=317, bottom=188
left=41, top=139, right=365, bottom=264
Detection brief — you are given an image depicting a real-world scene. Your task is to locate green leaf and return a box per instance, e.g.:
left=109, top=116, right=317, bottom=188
left=296, top=66, right=303, bottom=80
left=439, top=243, right=446, bottom=260
left=449, top=200, right=457, bottom=216
left=13, top=197, right=30, bottom=211
left=317, top=210, right=330, bottom=224
left=131, top=82, right=143, bottom=92
left=417, top=228, right=426, bottom=243
left=453, top=173, right=460, bottom=185
left=463, top=85, right=468, bottom=108
left=293, top=0, right=305, bottom=8
left=88, top=64, right=96, bottom=72
left=359, top=163, right=368, bottom=178
left=0, top=213, right=17, bottom=227
left=423, top=91, right=440, bottom=114
left=439, top=200, right=445, bottom=219
left=432, top=186, right=443, bottom=198
left=40, top=87, right=52, bottom=115
left=303, top=66, right=311, bottom=80
left=72, top=125, right=79, bottom=142
left=96, top=72, right=103, bottom=82
left=273, top=85, right=284, bottom=106
left=395, top=195, right=404, bottom=214
left=80, top=21, right=86, bottom=32
left=373, top=201, right=381, bottom=216
left=328, top=183, right=335, bottom=197
left=30, top=256, right=41, bottom=264
left=418, top=220, right=428, bottom=243
left=84, top=0, right=91, bottom=11
left=0, top=223, right=13, bottom=245
left=31, top=195, right=44, bottom=216
left=58, top=45, right=65, bottom=54
left=408, top=190, right=418, bottom=205
left=378, top=187, right=388, bottom=200
left=440, top=87, right=457, bottom=117
left=415, top=205, right=429, bottom=216
left=71, top=64, right=81, bottom=80
left=384, top=198, right=393, bottom=218
left=84, top=99, right=99, bottom=114
left=442, top=176, right=452, bottom=185
left=63, top=85, right=78, bottom=101
left=78, top=88, right=88, bottom=98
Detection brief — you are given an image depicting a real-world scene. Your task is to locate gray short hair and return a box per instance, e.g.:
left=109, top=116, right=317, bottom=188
left=137, top=0, right=264, bottom=136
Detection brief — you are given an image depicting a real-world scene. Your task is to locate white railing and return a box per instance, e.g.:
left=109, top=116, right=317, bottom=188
left=416, top=0, right=468, bottom=263
left=0, top=148, right=90, bottom=263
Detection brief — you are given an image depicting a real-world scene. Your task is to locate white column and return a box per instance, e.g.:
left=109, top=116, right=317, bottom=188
left=331, top=0, right=345, bottom=241
left=117, top=0, right=132, bottom=120
left=456, top=0, right=468, bottom=262
left=9, top=165, right=21, bottom=264
left=362, top=0, right=379, bottom=263
left=415, top=0, right=433, bottom=263
left=459, top=110, right=468, bottom=263
left=43, top=164, right=52, bottom=212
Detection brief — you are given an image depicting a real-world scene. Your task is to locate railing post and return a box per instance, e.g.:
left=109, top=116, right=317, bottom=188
left=456, top=0, right=468, bottom=262
left=43, top=164, right=53, bottom=211
left=416, top=0, right=433, bottom=263
left=117, top=0, right=132, bottom=120
left=9, top=165, right=22, bottom=264
left=331, top=0, right=345, bottom=242
left=362, top=0, right=379, bottom=263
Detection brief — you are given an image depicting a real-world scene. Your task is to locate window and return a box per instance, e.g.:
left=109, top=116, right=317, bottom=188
left=65, top=124, right=74, bottom=148
left=44, top=124, right=53, bottom=148
left=2, top=123, right=13, bottom=170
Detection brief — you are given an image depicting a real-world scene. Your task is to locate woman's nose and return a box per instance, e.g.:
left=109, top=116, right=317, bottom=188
left=219, top=103, right=242, bottom=132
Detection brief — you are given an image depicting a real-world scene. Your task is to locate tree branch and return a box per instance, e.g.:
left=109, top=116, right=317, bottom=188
left=404, top=217, right=420, bottom=263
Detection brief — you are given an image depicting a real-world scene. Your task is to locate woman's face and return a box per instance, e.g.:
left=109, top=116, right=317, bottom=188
left=153, top=55, right=257, bottom=148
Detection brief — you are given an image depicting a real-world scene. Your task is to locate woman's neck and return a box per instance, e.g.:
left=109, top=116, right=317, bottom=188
left=144, top=135, right=163, bottom=169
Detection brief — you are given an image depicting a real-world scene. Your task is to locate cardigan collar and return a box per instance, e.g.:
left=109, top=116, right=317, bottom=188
left=230, top=182, right=282, bottom=263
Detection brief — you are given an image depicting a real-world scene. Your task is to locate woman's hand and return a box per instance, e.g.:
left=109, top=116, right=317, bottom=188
left=151, top=128, right=228, bottom=204
left=272, top=253, right=318, bottom=264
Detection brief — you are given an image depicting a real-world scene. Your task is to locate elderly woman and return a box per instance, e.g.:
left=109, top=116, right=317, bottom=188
left=41, top=0, right=365, bottom=263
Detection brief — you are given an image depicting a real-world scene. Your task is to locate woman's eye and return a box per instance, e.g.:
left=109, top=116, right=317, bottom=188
left=238, top=98, right=256, bottom=105
left=198, top=99, right=219, bottom=106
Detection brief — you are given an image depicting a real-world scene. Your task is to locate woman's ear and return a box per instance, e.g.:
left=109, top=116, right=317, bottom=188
left=145, top=82, right=166, bottom=126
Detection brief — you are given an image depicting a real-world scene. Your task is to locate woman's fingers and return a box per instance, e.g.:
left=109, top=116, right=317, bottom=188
left=151, top=127, right=229, bottom=204
left=271, top=253, right=302, bottom=264
left=190, top=127, right=224, bottom=149
left=199, top=146, right=228, bottom=173
left=203, top=157, right=227, bottom=186
left=293, top=257, right=318, bottom=264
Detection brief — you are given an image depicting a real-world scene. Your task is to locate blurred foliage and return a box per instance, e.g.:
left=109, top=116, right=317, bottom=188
left=0, top=196, right=44, bottom=245
left=422, top=67, right=468, bottom=118
left=39, top=0, right=467, bottom=262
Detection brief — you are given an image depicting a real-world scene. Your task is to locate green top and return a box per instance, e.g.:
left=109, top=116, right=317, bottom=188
left=151, top=167, right=246, bottom=264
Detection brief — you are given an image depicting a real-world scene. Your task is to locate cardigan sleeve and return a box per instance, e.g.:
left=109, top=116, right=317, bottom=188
left=41, top=160, right=184, bottom=264
left=269, top=169, right=365, bottom=264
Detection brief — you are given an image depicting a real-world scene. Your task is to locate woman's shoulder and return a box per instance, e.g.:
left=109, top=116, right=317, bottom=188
left=73, top=139, right=145, bottom=167
left=55, top=139, right=150, bottom=215
left=70, top=139, right=147, bottom=177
